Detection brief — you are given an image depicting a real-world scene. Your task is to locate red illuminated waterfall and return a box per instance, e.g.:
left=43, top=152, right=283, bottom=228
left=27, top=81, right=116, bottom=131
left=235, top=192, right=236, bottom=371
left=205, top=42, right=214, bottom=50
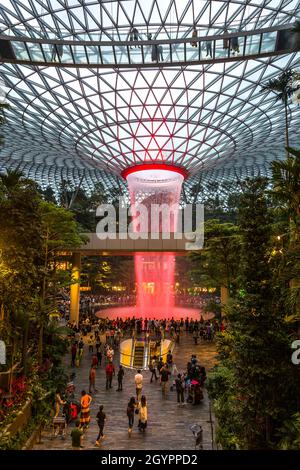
left=123, top=165, right=185, bottom=319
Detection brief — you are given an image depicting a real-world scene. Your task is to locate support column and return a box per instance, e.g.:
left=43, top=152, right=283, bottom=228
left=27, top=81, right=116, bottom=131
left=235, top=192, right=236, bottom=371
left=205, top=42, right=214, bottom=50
left=70, top=252, right=81, bottom=326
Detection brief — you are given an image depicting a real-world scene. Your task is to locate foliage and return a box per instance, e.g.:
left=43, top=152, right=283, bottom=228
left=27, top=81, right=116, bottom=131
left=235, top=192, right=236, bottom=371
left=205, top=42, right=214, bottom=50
left=208, top=178, right=300, bottom=449
left=278, top=413, right=300, bottom=449
left=261, top=69, right=295, bottom=104
left=190, top=219, right=240, bottom=294
left=271, top=147, right=300, bottom=226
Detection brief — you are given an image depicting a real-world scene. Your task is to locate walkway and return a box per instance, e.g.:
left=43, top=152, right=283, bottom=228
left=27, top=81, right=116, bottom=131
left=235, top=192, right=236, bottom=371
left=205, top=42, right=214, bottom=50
left=33, top=333, right=217, bottom=451
left=1, top=24, right=299, bottom=68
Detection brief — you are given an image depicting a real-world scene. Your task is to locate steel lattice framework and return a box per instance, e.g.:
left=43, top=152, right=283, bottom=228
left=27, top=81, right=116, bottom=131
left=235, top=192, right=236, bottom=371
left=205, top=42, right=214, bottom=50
left=0, top=0, right=300, bottom=196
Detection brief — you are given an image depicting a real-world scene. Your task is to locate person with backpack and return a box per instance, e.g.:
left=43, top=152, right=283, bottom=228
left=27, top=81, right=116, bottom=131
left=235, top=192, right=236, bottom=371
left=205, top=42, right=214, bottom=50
left=117, top=365, right=124, bottom=391
left=175, top=373, right=185, bottom=405
left=105, top=361, right=115, bottom=390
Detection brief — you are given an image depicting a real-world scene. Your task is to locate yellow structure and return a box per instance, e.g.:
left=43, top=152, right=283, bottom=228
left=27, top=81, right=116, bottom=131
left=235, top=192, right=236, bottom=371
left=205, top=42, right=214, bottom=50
left=120, top=338, right=175, bottom=370
left=70, top=252, right=81, bottom=326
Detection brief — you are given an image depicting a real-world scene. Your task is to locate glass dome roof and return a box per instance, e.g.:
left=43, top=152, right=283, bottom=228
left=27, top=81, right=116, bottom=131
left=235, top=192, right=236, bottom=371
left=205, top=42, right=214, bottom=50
left=0, top=1, right=299, bottom=194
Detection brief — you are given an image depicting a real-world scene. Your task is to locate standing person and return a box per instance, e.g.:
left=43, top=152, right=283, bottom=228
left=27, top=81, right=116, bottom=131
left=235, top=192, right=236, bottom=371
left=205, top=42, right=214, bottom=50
left=88, top=335, right=94, bottom=354
left=89, top=365, right=98, bottom=394
left=71, top=420, right=83, bottom=450
left=96, top=342, right=102, bottom=366
left=95, top=405, right=106, bottom=446
left=78, top=337, right=84, bottom=362
left=193, top=328, right=199, bottom=345
left=105, top=361, right=115, bottom=390
left=71, top=342, right=77, bottom=367
left=138, top=395, right=148, bottom=432
left=166, top=349, right=173, bottom=366
left=160, top=364, right=171, bottom=397
left=80, top=390, right=92, bottom=430
left=149, top=356, right=158, bottom=382
left=91, top=354, right=98, bottom=369
left=191, top=26, right=198, bottom=47
left=129, top=27, right=141, bottom=48
left=107, top=346, right=114, bottom=363
left=54, top=390, right=66, bottom=418
left=134, top=369, right=143, bottom=403
left=117, top=365, right=124, bottom=391
left=175, top=373, right=185, bottom=405
left=206, top=40, right=213, bottom=58
left=157, top=356, right=164, bottom=375
left=127, top=397, right=136, bottom=436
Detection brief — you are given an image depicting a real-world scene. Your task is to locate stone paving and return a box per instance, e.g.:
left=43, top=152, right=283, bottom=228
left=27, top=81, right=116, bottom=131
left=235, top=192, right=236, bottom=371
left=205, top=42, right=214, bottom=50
left=33, top=333, right=217, bottom=451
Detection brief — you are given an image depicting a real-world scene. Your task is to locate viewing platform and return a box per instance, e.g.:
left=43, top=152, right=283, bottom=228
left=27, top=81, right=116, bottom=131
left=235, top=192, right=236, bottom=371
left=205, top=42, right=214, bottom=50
left=0, top=24, right=299, bottom=68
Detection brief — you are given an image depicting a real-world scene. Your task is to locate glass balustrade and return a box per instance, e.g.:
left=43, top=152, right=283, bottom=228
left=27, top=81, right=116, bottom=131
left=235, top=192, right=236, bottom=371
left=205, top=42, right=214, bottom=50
left=6, top=28, right=294, bottom=66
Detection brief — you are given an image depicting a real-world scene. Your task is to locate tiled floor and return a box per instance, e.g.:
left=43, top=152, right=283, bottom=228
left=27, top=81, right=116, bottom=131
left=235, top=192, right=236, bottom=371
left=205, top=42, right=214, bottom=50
left=33, top=333, right=217, bottom=451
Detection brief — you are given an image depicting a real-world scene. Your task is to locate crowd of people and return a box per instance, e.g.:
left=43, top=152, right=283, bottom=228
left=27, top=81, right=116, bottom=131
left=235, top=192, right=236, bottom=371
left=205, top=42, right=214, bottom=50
left=52, top=309, right=224, bottom=449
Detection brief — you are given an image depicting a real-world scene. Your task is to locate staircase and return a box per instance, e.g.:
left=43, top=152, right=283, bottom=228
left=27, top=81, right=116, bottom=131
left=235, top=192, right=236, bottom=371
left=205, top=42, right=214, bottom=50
left=133, top=342, right=144, bottom=368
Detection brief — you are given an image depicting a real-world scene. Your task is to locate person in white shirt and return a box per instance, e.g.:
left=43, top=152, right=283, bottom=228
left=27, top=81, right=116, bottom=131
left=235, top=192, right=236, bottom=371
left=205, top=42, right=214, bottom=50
left=134, top=370, right=143, bottom=403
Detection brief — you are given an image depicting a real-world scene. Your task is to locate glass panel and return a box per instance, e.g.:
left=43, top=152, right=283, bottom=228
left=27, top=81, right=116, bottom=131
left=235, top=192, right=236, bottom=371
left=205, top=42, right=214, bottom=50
left=50, top=44, right=72, bottom=63
left=244, top=34, right=261, bottom=55
left=128, top=44, right=144, bottom=64
left=186, top=39, right=199, bottom=62
left=163, top=44, right=172, bottom=63
left=215, top=39, right=229, bottom=59
left=100, top=45, right=115, bottom=65
left=71, top=45, right=87, bottom=64
left=172, top=42, right=184, bottom=62
left=260, top=31, right=277, bottom=53
left=228, top=36, right=241, bottom=57
left=202, top=40, right=214, bottom=59
left=11, top=41, right=29, bottom=61
left=26, top=42, right=44, bottom=61
left=85, top=45, right=101, bottom=64
left=143, top=43, right=153, bottom=64
left=114, top=45, right=130, bottom=64
left=143, top=43, right=165, bottom=64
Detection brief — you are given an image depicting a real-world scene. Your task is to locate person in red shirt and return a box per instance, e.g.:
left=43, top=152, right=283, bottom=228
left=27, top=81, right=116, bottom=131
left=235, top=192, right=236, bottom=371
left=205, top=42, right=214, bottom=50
left=89, top=365, right=97, bottom=394
left=91, top=354, right=98, bottom=368
left=105, top=362, right=115, bottom=390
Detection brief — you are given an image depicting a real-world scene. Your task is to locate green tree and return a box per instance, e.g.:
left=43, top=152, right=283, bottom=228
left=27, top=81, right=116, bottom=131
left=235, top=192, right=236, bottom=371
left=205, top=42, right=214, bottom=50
left=0, top=170, right=43, bottom=374
left=208, top=178, right=300, bottom=449
left=190, top=219, right=240, bottom=310
left=261, top=70, right=294, bottom=156
left=271, top=146, right=300, bottom=231
left=270, top=146, right=300, bottom=318
left=37, top=201, right=86, bottom=364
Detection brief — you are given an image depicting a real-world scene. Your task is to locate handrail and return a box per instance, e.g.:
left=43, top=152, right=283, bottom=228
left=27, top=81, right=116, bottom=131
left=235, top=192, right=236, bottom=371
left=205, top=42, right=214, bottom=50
left=0, top=23, right=292, bottom=46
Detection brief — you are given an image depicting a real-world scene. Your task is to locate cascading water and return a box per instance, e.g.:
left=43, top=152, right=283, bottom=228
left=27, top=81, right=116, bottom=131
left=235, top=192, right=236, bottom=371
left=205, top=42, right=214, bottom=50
left=125, top=167, right=184, bottom=319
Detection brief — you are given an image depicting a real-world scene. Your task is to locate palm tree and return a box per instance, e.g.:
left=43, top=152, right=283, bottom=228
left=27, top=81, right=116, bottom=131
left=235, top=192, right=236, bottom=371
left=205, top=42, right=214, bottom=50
left=0, top=101, right=9, bottom=146
left=261, top=69, right=294, bottom=157
left=292, top=20, right=300, bottom=33
left=271, top=146, right=300, bottom=315
left=271, top=146, right=300, bottom=227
